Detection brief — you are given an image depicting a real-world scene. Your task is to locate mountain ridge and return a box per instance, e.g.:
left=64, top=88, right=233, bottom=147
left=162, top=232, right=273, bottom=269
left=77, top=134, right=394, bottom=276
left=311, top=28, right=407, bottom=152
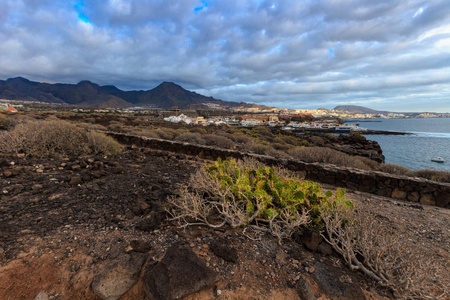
left=0, top=77, right=256, bottom=109
left=333, top=105, right=390, bottom=114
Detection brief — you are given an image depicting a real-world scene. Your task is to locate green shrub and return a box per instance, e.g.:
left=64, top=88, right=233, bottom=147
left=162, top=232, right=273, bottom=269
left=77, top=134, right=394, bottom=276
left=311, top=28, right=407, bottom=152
left=0, top=120, right=121, bottom=157
left=167, top=158, right=352, bottom=242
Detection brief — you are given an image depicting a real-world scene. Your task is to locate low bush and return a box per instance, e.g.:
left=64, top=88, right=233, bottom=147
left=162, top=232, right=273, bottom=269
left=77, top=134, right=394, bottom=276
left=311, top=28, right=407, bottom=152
left=414, top=169, right=450, bottom=183
left=154, top=128, right=179, bottom=140
left=167, top=158, right=351, bottom=242
left=308, top=135, right=325, bottom=146
left=278, top=135, right=299, bottom=146
left=320, top=200, right=445, bottom=299
left=230, top=133, right=251, bottom=144
left=174, top=132, right=206, bottom=145
left=0, top=113, right=9, bottom=130
left=288, top=146, right=373, bottom=170
left=379, top=163, right=414, bottom=176
left=271, top=142, right=293, bottom=152
left=0, top=120, right=121, bottom=157
left=265, top=147, right=292, bottom=159
left=189, top=127, right=207, bottom=134
left=202, top=134, right=236, bottom=149
left=86, top=130, right=122, bottom=155
left=249, top=143, right=268, bottom=155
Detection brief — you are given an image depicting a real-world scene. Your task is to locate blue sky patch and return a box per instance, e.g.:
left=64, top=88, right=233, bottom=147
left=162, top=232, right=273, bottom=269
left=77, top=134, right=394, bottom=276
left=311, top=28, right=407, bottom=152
left=74, top=1, right=91, bottom=23
left=194, top=1, right=208, bottom=13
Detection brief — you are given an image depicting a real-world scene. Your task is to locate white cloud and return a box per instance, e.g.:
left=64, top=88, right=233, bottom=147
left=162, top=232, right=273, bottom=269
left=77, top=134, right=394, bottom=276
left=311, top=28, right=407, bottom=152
left=0, top=0, right=449, bottom=112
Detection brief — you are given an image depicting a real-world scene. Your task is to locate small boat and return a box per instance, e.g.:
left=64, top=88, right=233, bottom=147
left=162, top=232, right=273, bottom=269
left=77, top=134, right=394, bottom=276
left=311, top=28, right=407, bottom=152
left=431, top=157, right=445, bottom=163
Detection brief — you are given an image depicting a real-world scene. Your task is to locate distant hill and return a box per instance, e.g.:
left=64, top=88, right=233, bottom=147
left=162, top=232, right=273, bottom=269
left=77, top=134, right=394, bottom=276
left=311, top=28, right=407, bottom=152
left=333, top=105, right=389, bottom=114
left=0, top=77, right=262, bottom=109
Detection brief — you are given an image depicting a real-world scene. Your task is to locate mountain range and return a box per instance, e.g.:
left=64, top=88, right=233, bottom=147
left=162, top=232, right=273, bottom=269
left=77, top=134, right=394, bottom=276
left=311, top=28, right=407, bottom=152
left=0, top=77, right=258, bottom=109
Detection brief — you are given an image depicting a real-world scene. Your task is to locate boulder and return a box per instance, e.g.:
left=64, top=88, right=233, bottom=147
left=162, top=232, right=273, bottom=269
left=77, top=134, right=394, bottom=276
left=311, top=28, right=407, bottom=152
left=143, top=243, right=220, bottom=300
left=92, top=252, right=147, bottom=300
left=127, top=240, right=151, bottom=253
left=210, top=238, right=238, bottom=263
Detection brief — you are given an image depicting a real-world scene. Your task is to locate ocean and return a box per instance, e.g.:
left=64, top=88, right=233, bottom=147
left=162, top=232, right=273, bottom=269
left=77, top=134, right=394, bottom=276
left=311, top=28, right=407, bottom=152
left=351, top=118, right=450, bottom=171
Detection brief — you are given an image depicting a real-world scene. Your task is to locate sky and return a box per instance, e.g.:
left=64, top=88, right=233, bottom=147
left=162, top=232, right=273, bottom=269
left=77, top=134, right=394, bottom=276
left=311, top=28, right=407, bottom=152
left=1, top=0, right=450, bottom=112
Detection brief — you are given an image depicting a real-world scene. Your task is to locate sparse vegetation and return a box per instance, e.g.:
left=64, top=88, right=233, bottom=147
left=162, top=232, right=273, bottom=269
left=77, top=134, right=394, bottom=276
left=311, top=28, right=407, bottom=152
left=413, top=169, right=450, bottom=183
left=320, top=199, right=447, bottom=299
left=288, top=146, right=375, bottom=170
left=0, top=119, right=121, bottom=157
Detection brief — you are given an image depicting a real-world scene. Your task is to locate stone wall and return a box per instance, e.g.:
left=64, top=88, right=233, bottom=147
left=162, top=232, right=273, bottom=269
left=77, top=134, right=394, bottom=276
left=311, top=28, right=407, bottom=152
left=106, top=132, right=450, bottom=208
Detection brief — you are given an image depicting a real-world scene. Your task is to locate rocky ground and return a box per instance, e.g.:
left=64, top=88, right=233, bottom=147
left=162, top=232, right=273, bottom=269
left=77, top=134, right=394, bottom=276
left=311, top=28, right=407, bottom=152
left=0, top=146, right=448, bottom=300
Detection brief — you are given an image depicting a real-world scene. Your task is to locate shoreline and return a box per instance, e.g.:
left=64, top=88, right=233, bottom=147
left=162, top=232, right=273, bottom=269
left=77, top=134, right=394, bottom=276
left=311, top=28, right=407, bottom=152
left=291, top=128, right=411, bottom=135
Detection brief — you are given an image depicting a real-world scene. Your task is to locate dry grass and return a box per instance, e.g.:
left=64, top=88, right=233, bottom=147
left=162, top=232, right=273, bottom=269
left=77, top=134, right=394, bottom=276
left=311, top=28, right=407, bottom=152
left=174, top=132, right=206, bottom=145
left=413, top=169, right=450, bottom=183
left=379, top=163, right=414, bottom=176
left=0, top=120, right=121, bottom=157
left=288, top=146, right=374, bottom=170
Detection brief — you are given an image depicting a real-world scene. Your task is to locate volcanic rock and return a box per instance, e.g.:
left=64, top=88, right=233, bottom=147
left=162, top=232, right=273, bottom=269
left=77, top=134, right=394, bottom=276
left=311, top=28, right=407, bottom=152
left=142, top=243, right=220, bottom=300
left=92, top=252, right=147, bottom=300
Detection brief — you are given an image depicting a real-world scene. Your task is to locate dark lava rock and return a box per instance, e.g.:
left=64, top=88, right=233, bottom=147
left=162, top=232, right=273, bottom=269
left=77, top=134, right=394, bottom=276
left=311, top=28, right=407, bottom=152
left=128, top=240, right=151, bottom=253
left=312, top=263, right=366, bottom=300
left=296, top=276, right=316, bottom=300
left=69, top=176, right=83, bottom=186
left=143, top=243, right=220, bottom=300
left=153, top=188, right=173, bottom=201
left=300, top=228, right=323, bottom=252
left=435, top=191, right=450, bottom=208
left=135, top=211, right=163, bottom=232
left=0, top=159, right=9, bottom=167
left=92, top=252, right=147, bottom=300
left=210, top=238, right=238, bottom=263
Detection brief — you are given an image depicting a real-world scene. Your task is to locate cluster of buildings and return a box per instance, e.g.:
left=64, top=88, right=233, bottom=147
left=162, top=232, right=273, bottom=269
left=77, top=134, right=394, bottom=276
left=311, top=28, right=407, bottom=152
left=162, top=112, right=358, bottom=131
left=0, top=102, right=19, bottom=112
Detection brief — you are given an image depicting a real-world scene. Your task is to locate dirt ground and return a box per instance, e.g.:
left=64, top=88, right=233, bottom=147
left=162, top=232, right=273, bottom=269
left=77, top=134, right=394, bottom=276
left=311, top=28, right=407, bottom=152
left=0, top=146, right=448, bottom=299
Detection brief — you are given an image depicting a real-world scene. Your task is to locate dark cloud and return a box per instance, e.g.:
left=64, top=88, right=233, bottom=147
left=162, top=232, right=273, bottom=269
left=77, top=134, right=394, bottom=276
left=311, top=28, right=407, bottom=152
left=0, top=0, right=449, bottom=112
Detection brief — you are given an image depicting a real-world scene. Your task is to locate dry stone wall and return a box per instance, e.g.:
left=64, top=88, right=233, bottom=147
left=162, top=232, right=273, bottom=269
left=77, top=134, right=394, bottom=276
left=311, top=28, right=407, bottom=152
left=106, top=132, right=450, bottom=208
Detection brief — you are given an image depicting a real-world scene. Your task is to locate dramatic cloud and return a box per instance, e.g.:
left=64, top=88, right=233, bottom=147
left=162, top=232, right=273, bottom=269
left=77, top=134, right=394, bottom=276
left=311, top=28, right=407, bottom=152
left=1, top=0, right=450, bottom=112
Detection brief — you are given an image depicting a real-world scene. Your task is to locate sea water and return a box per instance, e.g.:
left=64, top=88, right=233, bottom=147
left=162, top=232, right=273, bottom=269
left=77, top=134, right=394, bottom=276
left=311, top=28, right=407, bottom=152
left=352, top=118, right=450, bottom=171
